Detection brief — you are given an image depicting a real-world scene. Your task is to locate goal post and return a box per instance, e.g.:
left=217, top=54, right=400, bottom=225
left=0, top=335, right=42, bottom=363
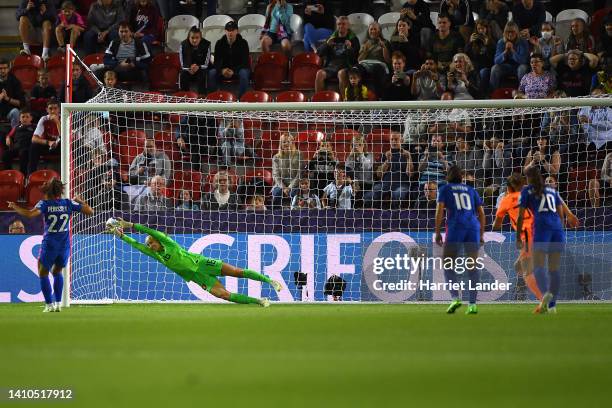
left=61, top=95, right=612, bottom=305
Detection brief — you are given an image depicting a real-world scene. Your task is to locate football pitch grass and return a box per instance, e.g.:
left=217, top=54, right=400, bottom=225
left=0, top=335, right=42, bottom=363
left=1, top=303, right=611, bottom=408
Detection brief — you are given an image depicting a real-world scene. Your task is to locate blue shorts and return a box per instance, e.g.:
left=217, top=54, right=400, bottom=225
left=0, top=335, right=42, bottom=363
left=39, top=245, right=69, bottom=271
left=445, top=226, right=480, bottom=253
left=533, top=227, right=565, bottom=253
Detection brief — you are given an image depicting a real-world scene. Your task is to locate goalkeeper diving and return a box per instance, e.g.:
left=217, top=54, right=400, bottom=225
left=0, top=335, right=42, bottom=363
left=106, top=218, right=282, bottom=306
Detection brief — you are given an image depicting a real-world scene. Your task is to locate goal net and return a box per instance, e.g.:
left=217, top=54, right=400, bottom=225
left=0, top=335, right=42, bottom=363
left=62, top=88, right=612, bottom=304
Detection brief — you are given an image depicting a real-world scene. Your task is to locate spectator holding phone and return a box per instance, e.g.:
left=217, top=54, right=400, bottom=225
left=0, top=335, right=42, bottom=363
left=303, top=1, right=334, bottom=52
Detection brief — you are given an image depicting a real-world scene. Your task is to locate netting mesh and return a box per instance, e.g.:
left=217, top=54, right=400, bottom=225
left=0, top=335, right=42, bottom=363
left=66, top=88, right=612, bottom=303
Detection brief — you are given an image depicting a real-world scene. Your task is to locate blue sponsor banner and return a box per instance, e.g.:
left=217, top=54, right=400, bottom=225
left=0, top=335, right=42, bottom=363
left=2, top=232, right=611, bottom=303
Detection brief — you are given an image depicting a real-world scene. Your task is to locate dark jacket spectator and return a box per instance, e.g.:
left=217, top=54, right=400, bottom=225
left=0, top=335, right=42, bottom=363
left=179, top=27, right=211, bottom=94
left=103, top=22, right=151, bottom=82
left=389, top=18, right=422, bottom=71
left=59, top=64, right=93, bottom=103
left=83, top=0, right=124, bottom=54
left=429, top=14, right=465, bottom=72
left=511, top=0, right=546, bottom=37
left=478, top=0, right=508, bottom=40
left=303, top=0, right=335, bottom=52
left=400, top=0, right=435, bottom=46
left=207, top=22, right=251, bottom=97
left=0, top=60, right=25, bottom=128
left=127, top=0, right=162, bottom=46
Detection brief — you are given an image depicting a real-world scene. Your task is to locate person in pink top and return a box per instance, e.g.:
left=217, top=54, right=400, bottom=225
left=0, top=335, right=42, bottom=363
left=55, top=1, right=86, bottom=53
left=518, top=53, right=556, bottom=99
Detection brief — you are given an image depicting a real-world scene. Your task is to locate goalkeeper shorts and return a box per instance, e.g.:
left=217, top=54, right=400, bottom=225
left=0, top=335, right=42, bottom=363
left=193, top=257, right=223, bottom=292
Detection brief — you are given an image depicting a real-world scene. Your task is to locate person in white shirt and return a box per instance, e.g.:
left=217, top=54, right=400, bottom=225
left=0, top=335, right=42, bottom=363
left=322, top=164, right=355, bottom=209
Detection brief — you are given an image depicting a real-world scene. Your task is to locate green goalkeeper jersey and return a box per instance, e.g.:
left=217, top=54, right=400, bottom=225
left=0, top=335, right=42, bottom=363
left=121, top=224, right=202, bottom=282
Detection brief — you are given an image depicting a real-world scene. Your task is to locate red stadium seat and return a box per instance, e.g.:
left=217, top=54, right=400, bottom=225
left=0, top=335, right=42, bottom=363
left=172, top=90, right=199, bottom=99
left=172, top=170, right=203, bottom=200
left=11, top=54, right=42, bottom=92
left=149, top=52, right=181, bottom=92
left=117, top=130, right=147, bottom=172
left=311, top=91, right=340, bottom=102
left=154, top=131, right=182, bottom=163
left=0, top=170, right=26, bottom=210
left=82, top=53, right=104, bottom=88
left=490, top=87, right=515, bottom=99
left=27, top=169, right=60, bottom=187
left=333, top=128, right=361, bottom=142
left=206, top=90, right=237, bottom=102
left=44, top=54, right=66, bottom=91
left=567, top=166, right=599, bottom=206
left=240, top=90, right=271, bottom=102
left=289, top=52, right=321, bottom=91
left=367, top=128, right=393, bottom=155
left=25, top=183, right=45, bottom=207
left=253, top=52, right=288, bottom=91
left=295, top=130, right=324, bottom=159
left=243, top=169, right=273, bottom=186
left=276, top=90, right=305, bottom=103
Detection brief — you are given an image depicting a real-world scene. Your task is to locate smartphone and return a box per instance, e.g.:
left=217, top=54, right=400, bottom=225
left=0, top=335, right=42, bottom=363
left=306, top=5, right=318, bottom=12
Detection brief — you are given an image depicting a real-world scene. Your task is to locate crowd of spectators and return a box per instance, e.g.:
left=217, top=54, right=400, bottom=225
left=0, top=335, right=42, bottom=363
left=1, top=1, right=612, bottom=213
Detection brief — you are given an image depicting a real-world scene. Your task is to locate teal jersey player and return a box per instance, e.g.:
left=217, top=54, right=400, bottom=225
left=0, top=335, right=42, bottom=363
left=107, top=218, right=282, bottom=306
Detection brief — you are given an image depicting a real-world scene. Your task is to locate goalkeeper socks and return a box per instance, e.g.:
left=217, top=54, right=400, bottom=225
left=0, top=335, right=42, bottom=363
left=229, top=292, right=262, bottom=305
left=467, top=269, right=480, bottom=305
left=40, top=276, right=53, bottom=305
left=533, top=266, right=548, bottom=295
left=524, top=274, right=542, bottom=300
left=242, top=269, right=272, bottom=284
left=444, top=268, right=459, bottom=299
left=549, top=271, right=560, bottom=307
left=52, top=273, right=63, bottom=303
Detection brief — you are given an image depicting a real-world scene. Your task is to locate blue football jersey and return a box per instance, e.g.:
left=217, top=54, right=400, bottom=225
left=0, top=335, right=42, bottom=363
left=437, top=183, right=483, bottom=229
left=519, top=185, right=563, bottom=231
left=36, top=198, right=82, bottom=248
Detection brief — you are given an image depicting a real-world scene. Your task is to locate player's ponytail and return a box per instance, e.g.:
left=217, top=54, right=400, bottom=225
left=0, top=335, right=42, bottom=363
left=40, top=178, right=65, bottom=199
left=506, top=172, right=525, bottom=193
left=525, top=167, right=544, bottom=198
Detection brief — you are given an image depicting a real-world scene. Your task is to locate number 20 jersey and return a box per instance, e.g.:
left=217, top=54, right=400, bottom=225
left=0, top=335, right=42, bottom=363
left=518, top=185, right=563, bottom=232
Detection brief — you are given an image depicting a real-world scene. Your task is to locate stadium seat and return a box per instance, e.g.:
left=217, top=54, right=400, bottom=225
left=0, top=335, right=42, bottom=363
left=206, top=90, right=236, bottom=102
left=289, top=52, right=321, bottom=91
left=117, top=130, right=147, bottom=172
left=172, top=90, right=199, bottom=99
left=333, top=128, right=361, bottom=143
left=202, top=15, right=233, bottom=50
left=556, top=9, right=589, bottom=23
left=218, top=0, right=249, bottom=15
left=82, top=53, right=104, bottom=88
left=490, top=87, right=515, bottom=99
left=378, top=12, right=400, bottom=40
left=566, top=166, right=599, bottom=206
left=430, top=11, right=439, bottom=27
left=27, top=169, right=59, bottom=187
left=290, top=14, right=304, bottom=43
left=172, top=170, right=203, bottom=200
left=10, top=54, right=42, bottom=92
left=311, top=91, right=340, bottom=102
left=45, top=54, right=66, bottom=91
left=295, top=130, right=324, bottom=159
left=253, top=52, right=288, bottom=91
left=154, top=131, right=182, bottom=163
left=390, top=0, right=405, bottom=12
left=240, top=90, right=271, bottom=102
left=0, top=170, right=25, bottom=210
left=276, top=90, right=305, bottom=103
left=238, top=14, right=266, bottom=53
left=243, top=168, right=273, bottom=186
left=165, top=14, right=200, bottom=53
left=367, top=129, right=393, bottom=155
left=347, top=13, right=375, bottom=45
left=25, top=183, right=45, bottom=207
left=545, top=10, right=553, bottom=22
left=149, top=52, right=181, bottom=92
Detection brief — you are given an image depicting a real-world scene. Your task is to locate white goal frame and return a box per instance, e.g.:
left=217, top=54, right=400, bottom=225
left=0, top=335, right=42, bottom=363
left=60, top=97, right=612, bottom=306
